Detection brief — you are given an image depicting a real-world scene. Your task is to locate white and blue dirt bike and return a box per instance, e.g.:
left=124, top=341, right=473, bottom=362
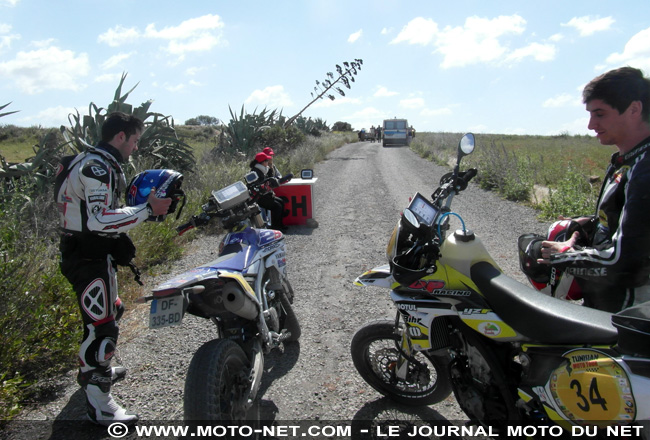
left=353, top=133, right=650, bottom=436
left=140, top=174, right=300, bottom=421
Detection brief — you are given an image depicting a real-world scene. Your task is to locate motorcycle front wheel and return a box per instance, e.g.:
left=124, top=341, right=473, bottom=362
left=351, top=320, right=452, bottom=406
left=279, top=288, right=301, bottom=342
left=184, top=339, right=252, bottom=421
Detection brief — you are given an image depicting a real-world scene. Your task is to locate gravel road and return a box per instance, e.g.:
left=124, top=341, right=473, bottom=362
left=5, top=138, right=547, bottom=439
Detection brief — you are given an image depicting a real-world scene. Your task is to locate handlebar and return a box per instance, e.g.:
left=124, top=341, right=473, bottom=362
left=462, top=168, right=477, bottom=184
left=279, top=173, right=293, bottom=184
left=431, top=167, right=477, bottom=205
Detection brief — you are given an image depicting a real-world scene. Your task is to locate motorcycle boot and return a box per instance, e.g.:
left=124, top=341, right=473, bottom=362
left=80, top=369, right=138, bottom=426
left=78, top=365, right=127, bottom=384
left=111, top=366, right=127, bottom=383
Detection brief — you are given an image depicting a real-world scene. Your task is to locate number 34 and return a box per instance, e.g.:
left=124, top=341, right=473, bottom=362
left=570, top=377, right=608, bottom=412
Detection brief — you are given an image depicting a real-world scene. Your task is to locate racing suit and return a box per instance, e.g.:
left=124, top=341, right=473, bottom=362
left=55, top=141, right=150, bottom=406
left=551, top=137, right=650, bottom=312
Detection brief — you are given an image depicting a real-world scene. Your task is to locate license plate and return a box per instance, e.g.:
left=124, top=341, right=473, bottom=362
left=149, top=296, right=185, bottom=329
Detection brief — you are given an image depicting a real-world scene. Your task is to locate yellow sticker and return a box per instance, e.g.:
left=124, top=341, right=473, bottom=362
left=548, top=349, right=636, bottom=426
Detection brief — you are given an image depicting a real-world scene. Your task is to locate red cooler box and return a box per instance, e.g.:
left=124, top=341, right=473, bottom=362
left=273, top=177, right=318, bottom=225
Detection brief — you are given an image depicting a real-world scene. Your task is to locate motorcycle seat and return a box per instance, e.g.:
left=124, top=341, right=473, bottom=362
left=470, top=261, right=618, bottom=345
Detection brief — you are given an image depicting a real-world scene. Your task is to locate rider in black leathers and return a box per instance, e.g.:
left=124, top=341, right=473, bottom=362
left=539, top=67, right=650, bottom=312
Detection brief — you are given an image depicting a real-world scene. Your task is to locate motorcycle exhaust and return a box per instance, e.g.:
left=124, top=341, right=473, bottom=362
left=223, top=282, right=259, bottom=320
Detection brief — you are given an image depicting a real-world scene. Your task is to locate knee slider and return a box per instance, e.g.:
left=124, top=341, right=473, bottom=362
left=96, top=337, right=117, bottom=366
left=88, top=320, right=119, bottom=368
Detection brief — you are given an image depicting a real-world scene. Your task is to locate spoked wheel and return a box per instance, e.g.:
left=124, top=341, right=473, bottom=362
left=351, top=320, right=452, bottom=406
left=184, top=339, right=252, bottom=421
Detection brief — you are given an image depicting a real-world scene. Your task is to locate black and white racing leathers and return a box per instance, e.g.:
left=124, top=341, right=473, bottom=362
left=551, top=137, right=650, bottom=312
left=56, top=142, right=149, bottom=384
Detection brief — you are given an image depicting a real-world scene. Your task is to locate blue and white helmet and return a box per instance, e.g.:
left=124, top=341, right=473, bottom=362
left=126, top=169, right=185, bottom=222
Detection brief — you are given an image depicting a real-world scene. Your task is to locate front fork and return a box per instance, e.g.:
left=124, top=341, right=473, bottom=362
left=394, top=311, right=416, bottom=381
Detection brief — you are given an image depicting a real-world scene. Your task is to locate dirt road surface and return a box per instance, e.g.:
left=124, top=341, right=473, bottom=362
left=4, top=139, right=546, bottom=439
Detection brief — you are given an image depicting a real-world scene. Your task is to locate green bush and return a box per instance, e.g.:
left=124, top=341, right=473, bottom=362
left=539, top=166, right=599, bottom=219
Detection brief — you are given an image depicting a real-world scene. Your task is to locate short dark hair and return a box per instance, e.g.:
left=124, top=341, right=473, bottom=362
left=101, top=112, right=145, bottom=142
left=583, top=67, right=650, bottom=121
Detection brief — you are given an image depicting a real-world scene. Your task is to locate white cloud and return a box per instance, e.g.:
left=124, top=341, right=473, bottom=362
left=19, top=105, right=76, bottom=127
left=185, top=66, right=205, bottom=76
left=400, top=97, right=425, bottom=109
left=381, top=27, right=392, bottom=35
left=506, top=42, right=556, bottom=63
left=0, top=45, right=90, bottom=94
left=98, top=14, right=226, bottom=60
left=348, top=29, right=362, bottom=43
left=164, top=83, right=186, bottom=92
left=94, top=73, right=123, bottom=84
left=101, top=52, right=134, bottom=69
left=0, top=23, right=20, bottom=51
left=374, top=86, right=398, bottom=97
left=245, top=85, right=293, bottom=108
left=435, top=15, right=527, bottom=68
left=391, top=17, right=438, bottom=45
left=391, top=14, right=543, bottom=69
left=0, top=0, right=20, bottom=6
left=605, top=27, right=650, bottom=72
left=563, top=16, right=615, bottom=37
left=543, top=93, right=581, bottom=108
left=97, top=25, right=141, bottom=47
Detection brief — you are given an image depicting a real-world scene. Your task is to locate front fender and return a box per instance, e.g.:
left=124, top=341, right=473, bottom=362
left=354, top=264, right=397, bottom=289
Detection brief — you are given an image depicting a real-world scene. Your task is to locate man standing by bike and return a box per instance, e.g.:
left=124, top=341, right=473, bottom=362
left=537, top=67, right=650, bottom=312
left=56, top=112, right=171, bottom=425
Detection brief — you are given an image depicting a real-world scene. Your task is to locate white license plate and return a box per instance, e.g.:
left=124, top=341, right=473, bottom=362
left=149, top=296, right=185, bottom=329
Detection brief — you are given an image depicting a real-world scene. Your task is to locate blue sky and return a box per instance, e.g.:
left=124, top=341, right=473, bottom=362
left=1, top=1, right=650, bottom=136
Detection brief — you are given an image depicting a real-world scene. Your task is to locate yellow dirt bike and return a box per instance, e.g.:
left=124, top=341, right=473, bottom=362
left=353, top=133, right=650, bottom=436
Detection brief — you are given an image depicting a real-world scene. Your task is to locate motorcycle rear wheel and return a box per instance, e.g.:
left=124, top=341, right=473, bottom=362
left=351, top=320, right=452, bottom=406
left=184, top=339, right=251, bottom=421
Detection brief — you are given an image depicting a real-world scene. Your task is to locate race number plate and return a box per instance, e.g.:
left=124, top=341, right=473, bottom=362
left=548, top=348, right=636, bottom=426
left=149, top=296, right=185, bottom=329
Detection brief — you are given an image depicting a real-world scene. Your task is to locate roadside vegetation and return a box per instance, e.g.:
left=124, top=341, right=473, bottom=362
left=410, top=131, right=613, bottom=219
left=0, top=76, right=357, bottom=422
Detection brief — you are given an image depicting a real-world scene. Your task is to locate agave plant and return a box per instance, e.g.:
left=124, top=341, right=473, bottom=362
left=219, top=105, right=281, bottom=156
left=0, top=102, right=19, bottom=119
left=294, top=116, right=329, bottom=136
left=61, top=73, right=196, bottom=175
left=284, top=58, right=363, bottom=128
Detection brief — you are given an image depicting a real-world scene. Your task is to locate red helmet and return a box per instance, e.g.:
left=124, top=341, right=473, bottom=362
left=518, top=219, right=588, bottom=301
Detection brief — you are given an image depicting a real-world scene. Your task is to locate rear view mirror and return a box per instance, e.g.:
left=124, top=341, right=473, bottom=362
left=458, top=133, right=475, bottom=158
left=301, top=169, right=314, bottom=180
